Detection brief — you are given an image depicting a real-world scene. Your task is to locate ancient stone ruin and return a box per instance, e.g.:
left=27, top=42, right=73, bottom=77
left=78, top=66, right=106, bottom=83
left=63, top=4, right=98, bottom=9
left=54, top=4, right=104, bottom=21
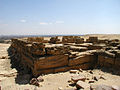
left=9, top=36, right=120, bottom=77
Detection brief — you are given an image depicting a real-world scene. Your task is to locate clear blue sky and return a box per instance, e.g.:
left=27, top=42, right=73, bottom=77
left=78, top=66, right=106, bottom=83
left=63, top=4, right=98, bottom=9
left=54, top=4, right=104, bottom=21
left=0, top=0, right=120, bottom=35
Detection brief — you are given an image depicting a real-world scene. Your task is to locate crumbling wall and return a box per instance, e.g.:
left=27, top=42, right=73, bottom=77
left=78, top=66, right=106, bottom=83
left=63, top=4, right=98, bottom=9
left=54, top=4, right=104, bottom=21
left=9, top=36, right=120, bottom=77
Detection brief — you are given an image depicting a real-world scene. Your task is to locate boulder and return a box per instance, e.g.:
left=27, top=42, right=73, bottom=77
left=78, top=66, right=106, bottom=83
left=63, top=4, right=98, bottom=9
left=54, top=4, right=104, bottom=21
left=76, top=80, right=90, bottom=89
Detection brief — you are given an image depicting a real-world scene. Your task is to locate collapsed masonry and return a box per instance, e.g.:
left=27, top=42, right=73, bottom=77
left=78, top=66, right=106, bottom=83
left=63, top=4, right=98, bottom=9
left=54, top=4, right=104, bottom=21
left=9, top=36, right=120, bottom=77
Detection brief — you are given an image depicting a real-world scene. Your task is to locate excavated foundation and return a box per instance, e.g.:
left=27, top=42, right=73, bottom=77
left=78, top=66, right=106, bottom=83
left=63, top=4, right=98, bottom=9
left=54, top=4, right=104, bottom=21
left=9, top=36, right=120, bottom=77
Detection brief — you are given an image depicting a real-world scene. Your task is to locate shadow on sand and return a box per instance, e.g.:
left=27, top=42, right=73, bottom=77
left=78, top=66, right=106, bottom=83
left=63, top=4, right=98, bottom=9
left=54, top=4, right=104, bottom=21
left=7, top=46, right=32, bottom=85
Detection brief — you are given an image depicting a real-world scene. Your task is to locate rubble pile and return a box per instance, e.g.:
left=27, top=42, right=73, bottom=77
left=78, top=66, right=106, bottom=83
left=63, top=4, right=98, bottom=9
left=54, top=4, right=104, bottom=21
left=68, top=69, right=120, bottom=90
left=9, top=36, right=120, bottom=77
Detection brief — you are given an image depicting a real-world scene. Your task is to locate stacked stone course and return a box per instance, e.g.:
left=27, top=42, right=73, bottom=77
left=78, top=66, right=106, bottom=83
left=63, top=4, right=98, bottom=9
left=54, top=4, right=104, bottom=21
left=9, top=36, right=120, bottom=76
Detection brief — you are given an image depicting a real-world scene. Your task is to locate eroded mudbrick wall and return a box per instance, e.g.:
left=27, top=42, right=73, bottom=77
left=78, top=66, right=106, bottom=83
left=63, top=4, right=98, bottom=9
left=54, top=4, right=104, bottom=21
left=9, top=36, right=120, bottom=76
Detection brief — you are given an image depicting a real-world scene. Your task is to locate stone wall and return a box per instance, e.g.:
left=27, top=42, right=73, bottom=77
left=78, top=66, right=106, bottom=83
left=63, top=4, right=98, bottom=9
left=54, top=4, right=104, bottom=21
left=9, top=36, right=120, bottom=77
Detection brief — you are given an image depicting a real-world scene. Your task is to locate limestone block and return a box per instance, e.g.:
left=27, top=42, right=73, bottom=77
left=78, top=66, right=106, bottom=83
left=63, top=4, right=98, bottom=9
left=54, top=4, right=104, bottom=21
left=34, top=55, right=69, bottom=70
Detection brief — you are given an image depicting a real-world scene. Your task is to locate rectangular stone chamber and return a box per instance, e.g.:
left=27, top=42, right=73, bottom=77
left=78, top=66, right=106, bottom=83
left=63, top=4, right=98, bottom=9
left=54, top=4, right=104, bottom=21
left=9, top=36, right=120, bottom=77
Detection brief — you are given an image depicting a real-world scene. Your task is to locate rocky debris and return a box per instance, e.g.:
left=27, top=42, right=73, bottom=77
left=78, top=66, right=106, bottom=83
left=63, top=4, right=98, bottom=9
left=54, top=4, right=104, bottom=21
left=58, top=87, right=63, bottom=90
left=37, top=76, right=44, bottom=82
left=49, top=36, right=60, bottom=44
left=45, top=45, right=69, bottom=55
left=0, top=56, right=8, bottom=59
left=100, top=75, right=106, bottom=80
left=95, top=84, right=113, bottom=90
left=86, top=37, right=98, bottom=43
left=62, top=36, right=84, bottom=44
left=27, top=37, right=44, bottom=42
left=90, top=84, right=120, bottom=90
left=69, top=46, right=88, bottom=52
left=90, top=84, right=97, bottom=90
left=76, top=80, right=90, bottom=89
left=79, top=68, right=83, bottom=72
left=71, top=74, right=86, bottom=82
left=30, top=78, right=39, bottom=86
left=93, top=76, right=100, bottom=81
left=89, top=80, right=95, bottom=83
left=69, top=70, right=78, bottom=73
left=89, top=70, right=94, bottom=74
left=64, top=88, right=76, bottom=90
left=111, top=85, right=120, bottom=90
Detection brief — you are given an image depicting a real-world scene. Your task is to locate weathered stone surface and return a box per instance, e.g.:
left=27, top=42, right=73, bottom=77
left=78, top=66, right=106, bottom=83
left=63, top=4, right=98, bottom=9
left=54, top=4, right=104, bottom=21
left=54, top=66, right=70, bottom=73
left=111, top=85, right=120, bottom=90
left=34, top=55, right=68, bottom=70
left=98, top=55, right=114, bottom=68
left=69, top=46, right=88, bottom=52
left=10, top=36, right=120, bottom=76
left=97, top=50, right=115, bottom=58
left=27, top=37, right=44, bottom=42
left=75, top=38, right=84, bottom=44
left=71, top=74, right=86, bottom=82
left=68, top=54, right=95, bottom=66
left=89, top=80, right=95, bottom=83
left=76, top=80, right=90, bottom=89
left=30, top=78, right=39, bottom=86
left=86, top=37, right=98, bottom=43
left=34, top=69, right=54, bottom=76
left=37, top=76, right=44, bottom=82
left=114, top=58, right=120, bottom=69
left=45, top=45, right=69, bottom=55
left=95, top=84, right=112, bottom=90
left=69, top=70, right=78, bottom=73
left=49, top=36, right=60, bottom=44
left=93, top=76, right=100, bottom=81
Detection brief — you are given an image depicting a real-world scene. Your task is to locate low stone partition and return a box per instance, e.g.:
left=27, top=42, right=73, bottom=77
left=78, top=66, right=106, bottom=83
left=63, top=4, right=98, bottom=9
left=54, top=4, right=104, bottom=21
left=9, top=36, right=120, bottom=77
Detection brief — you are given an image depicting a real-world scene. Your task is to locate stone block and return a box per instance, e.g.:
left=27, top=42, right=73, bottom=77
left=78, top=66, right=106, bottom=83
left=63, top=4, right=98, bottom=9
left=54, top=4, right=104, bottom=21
left=34, top=55, right=69, bottom=70
left=68, top=54, right=94, bottom=66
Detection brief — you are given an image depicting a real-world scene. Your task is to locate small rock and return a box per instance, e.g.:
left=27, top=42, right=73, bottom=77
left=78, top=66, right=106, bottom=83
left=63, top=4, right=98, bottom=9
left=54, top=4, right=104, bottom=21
left=89, top=70, right=93, bottom=74
left=93, top=76, right=100, bottom=81
left=90, top=84, right=97, bottom=90
left=30, top=78, right=39, bottom=86
left=1, top=56, right=7, bottom=59
left=64, top=88, right=76, bottom=90
left=58, top=87, right=63, bottom=90
left=79, top=68, right=83, bottom=72
left=86, top=78, right=89, bottom=80
left=89, top=80, right=95, bottom=83
left=100, top=76, right=106, bottom=80
left=71, top=74, right=86, bottom=82
left=68, top=80, right=72, bottom=83
left=37, top=76, right=44, bottom=82
left=112, top=85, right=120, bottom=90
left=69, top=70, right=78, bottom=73
left=76, top=80, right=90, bottom=89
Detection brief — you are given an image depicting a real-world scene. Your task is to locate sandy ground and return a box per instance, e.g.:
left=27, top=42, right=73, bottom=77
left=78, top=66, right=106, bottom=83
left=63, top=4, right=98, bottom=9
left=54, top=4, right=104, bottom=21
left=81, top=34, right=120, bottom=40
left=0, top=34, right=120, bottom=90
